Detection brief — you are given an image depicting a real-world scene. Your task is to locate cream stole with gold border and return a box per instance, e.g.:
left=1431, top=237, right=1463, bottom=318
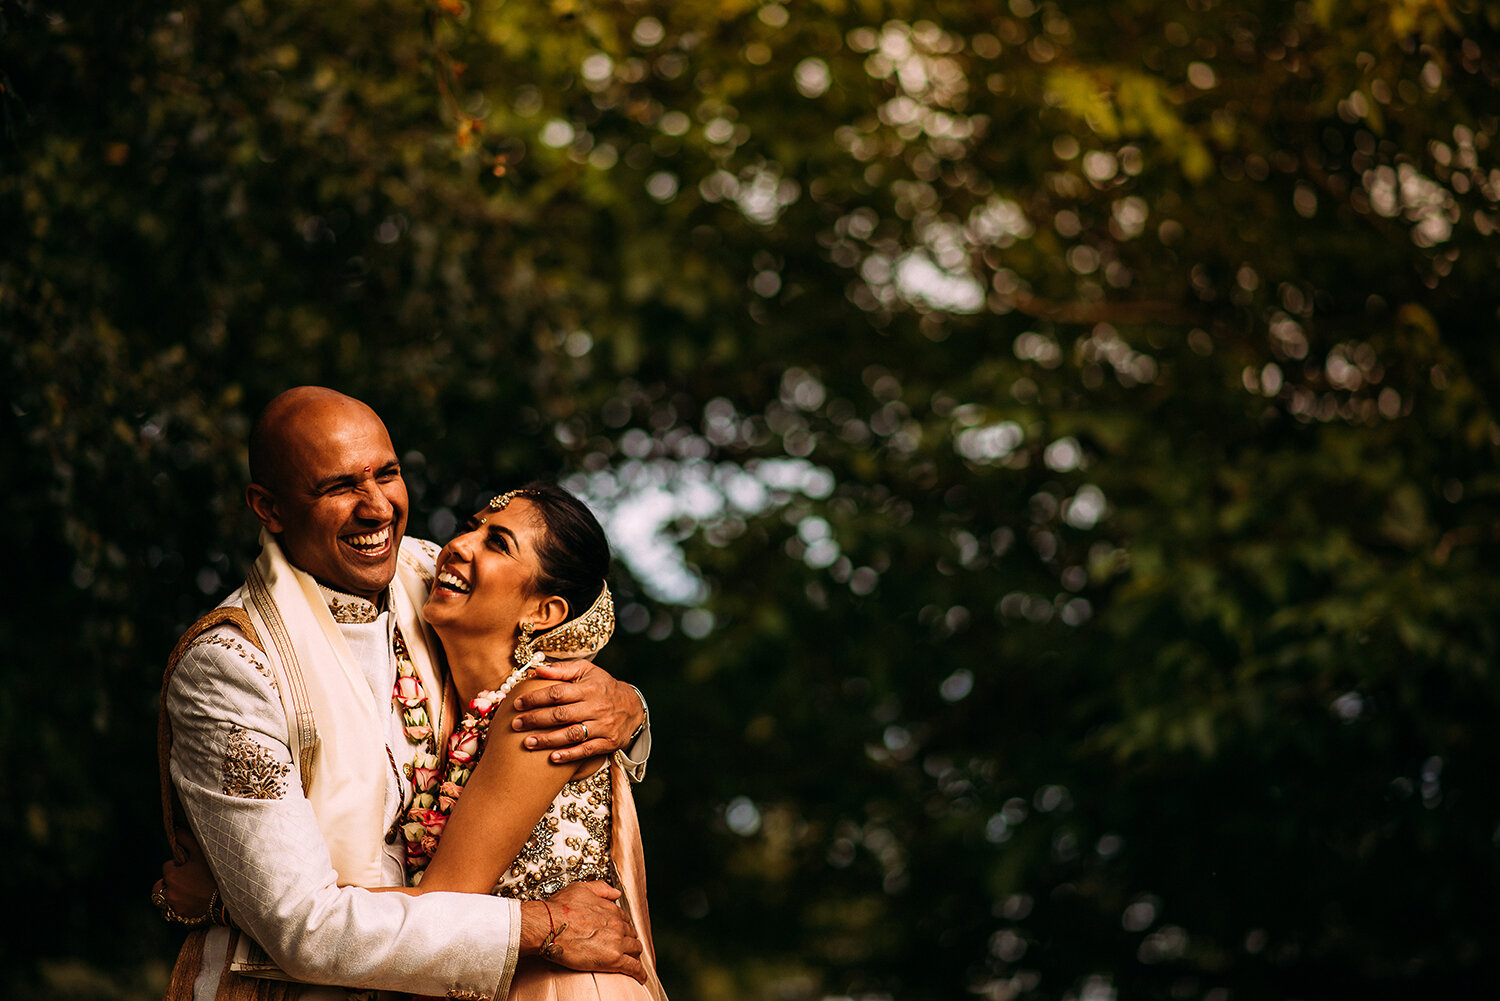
left=242, top=529, right=446, bottom=887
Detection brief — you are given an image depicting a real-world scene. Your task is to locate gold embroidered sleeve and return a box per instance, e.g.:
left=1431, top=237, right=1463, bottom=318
left=185, top=633, right=276, bottom=692
left=221, top=725, right=292, bottom=800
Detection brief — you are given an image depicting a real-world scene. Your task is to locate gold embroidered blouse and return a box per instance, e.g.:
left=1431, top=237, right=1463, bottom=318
left=492, top=765, right=616, bottom=900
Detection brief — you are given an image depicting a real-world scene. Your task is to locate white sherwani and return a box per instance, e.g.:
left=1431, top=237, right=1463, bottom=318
left=165, top=534, right=648, bottom=1000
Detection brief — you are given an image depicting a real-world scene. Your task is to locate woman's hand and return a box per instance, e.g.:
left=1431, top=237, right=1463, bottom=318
left=154, top=825, right=220, bottom=924
left=510, top=662, right=645, bottom=764
left=521, top=882, right=646, bottom=983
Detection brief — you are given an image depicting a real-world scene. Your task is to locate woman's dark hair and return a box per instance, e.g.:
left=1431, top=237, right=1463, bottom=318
left=511, top=481, right=610, bottom=623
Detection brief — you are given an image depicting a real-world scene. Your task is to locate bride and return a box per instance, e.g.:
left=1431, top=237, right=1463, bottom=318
left=386, top=482, right=667, bottom=1000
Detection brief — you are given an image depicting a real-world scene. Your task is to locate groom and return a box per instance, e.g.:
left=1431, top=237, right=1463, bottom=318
left=159, top=387, right=651, bottom=1000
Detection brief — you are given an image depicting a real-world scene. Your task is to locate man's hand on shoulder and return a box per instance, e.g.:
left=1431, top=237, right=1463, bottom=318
left=519, top=883, right=646, bottom=983
left=511, top=661, right=645, bottom=764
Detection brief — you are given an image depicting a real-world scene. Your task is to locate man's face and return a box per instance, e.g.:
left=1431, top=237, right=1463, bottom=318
left=253, top=403, right=409, bottom=600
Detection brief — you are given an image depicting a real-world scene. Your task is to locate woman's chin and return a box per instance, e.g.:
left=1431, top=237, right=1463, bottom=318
left=421, top=597, right=457, bottom=630
left=421, top=602, right=488, bottom=638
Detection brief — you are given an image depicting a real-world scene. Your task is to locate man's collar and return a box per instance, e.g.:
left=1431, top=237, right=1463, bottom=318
left=315, top=582, right=386, bottom=624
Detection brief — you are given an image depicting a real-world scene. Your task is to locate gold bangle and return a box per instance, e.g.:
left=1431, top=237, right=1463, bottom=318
left=627, top=684, right=649, bottom=744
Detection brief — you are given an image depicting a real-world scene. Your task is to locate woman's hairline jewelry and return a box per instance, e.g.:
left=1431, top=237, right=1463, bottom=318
left=488, top=489, right=528, bottom=511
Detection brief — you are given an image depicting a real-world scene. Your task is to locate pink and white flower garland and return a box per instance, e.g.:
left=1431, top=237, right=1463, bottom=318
left=402, top=660, right=536, bottom=881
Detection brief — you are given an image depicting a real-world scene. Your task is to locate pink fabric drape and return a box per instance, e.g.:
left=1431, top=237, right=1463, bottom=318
left=504, top=757, right=667, bottom=1001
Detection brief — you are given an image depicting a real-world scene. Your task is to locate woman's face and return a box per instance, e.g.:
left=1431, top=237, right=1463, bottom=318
left=423, top=497, right=557, bottom=639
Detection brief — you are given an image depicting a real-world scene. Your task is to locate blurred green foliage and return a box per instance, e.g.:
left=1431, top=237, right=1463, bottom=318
left=4, top=0, right=1500, bottom=998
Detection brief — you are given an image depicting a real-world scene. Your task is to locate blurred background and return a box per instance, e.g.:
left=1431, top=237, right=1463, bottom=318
left=4, top=0, right=1499, bottom=998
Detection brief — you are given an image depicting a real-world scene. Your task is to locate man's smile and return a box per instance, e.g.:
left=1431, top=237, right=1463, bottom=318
left=342, top=526, right=393, bottom=557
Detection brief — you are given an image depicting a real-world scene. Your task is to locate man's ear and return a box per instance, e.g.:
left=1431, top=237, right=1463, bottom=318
left=530, top=595, right=571, bottom=632
left=245, top=484, right=284, bottom=533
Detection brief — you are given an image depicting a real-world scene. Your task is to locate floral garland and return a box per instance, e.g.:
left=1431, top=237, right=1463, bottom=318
left=402, top=659, right=535, bottom=881
left=388, top=628, right=441, bottom=840
left=392, top=630, right=437, bottom=745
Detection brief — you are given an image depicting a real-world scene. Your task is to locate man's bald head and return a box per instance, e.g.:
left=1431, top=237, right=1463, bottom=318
left=249, top=387, right=378, bottom=492
left=244, top=387, right=410, bottom=599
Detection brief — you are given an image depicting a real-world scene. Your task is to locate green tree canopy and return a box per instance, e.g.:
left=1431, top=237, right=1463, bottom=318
left=4, top=0, right=1498, bottom=998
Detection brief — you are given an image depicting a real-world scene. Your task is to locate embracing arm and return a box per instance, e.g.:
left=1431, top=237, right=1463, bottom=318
left=417, top=678, right=583, bottom=893
left=512, top=660, right=651, bottom=773
left=167, top=627, right=521, bottom=999
left=392, top=678, right=647, bottom=981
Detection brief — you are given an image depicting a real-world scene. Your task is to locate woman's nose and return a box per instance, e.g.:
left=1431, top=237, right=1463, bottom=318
left=447, top=530, right=477, bottom=559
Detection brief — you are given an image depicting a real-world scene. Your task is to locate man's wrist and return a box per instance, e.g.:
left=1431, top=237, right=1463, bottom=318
left=518, top=901, right=548, bottom=956
left=626, top=684, right=648, bottom=744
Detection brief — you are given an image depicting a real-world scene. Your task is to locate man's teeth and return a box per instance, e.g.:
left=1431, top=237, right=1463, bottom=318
left=438, top=571, right=470, bottom=594
left=346, top=528, right=390, bottom=550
